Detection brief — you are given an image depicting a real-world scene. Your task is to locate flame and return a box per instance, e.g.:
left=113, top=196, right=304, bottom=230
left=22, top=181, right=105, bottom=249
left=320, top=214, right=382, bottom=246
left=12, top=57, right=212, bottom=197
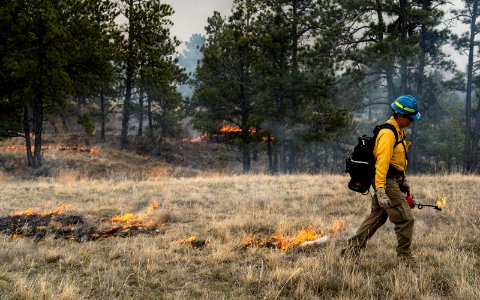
left=182, top=133, right=209, bottom=143
left=220, top=125, right=257, bottom=134
left=182, top=125, right=260, bottom=143
left=220, top=125, right=242, bottom=133
left=177, top=235, right=197, bottom=244
left=9, top=234, right=25, bottom=239
left=244, top=226, right=320, bottom=250
left=244, top=218, right=346, bottom=251
left=0, top=145, right=99, bottom=154
left=176, top=235, right=209, bottom=247
left=435, top=197, right=447, bottom=209
left=5, top=202, right=166, bottom=241
left=244, top=236, right=254, bottom=248
left=9, top=204, right=70, bottom=217
left=109, top=201, right=160, bottom=228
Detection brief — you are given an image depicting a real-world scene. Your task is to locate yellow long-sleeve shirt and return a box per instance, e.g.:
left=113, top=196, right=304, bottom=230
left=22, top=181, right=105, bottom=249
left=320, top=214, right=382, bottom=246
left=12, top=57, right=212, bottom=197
left=374, top=117, right=411, bottom=189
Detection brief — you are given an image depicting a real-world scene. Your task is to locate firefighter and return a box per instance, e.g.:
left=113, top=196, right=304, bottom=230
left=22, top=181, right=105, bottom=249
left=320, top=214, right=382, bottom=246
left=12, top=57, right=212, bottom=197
left=342, top=95, right=421, bottom=262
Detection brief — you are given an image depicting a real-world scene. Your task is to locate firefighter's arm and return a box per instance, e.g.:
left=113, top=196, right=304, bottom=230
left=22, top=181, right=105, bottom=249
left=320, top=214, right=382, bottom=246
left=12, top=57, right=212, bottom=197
left=374, top=130, right=396, bottom=189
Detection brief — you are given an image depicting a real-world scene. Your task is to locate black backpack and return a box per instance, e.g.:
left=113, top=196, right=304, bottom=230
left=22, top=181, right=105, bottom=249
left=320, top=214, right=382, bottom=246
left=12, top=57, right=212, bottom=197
left=345, top=123, right=404, bottom=194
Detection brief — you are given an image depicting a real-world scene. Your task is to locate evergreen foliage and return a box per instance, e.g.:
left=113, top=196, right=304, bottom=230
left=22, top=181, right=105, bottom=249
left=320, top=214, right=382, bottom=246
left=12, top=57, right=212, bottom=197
left=0, top=0, right=478, bottom=173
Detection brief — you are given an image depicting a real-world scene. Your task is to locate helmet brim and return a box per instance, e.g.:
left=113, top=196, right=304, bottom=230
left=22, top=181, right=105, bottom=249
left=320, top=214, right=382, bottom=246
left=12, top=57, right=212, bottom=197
left=410, top=112, right=421, bottom=120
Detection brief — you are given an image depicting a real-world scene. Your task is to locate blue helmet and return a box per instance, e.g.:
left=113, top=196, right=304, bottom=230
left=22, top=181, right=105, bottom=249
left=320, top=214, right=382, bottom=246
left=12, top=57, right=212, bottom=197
left=391, top=95, right=421, bottom=120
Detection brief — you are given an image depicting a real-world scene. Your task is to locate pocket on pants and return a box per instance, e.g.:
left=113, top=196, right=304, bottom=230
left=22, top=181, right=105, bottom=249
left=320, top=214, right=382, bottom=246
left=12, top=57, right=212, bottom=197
left=386, top=203, right=411, bottom=224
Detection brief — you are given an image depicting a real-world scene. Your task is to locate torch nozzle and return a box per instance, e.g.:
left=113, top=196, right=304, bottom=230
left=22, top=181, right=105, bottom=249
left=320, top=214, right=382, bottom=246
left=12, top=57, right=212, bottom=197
left=416, top=203, right=442, bottom=211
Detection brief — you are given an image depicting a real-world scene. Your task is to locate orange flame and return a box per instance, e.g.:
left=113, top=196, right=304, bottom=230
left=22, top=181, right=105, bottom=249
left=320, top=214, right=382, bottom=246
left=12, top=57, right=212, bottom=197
left=182, top=125, right=261, bottom=143
left=244, top=225, right=320, bottom=250
left=244, top=218, right=346, bottom=251
left=177, top=235, right=209, bottom=247
left=9, top=234, right=25, bottom=239
left=182, top=133, right=209, bottom=143
left=220, top=125, right=241, bottom=133
left=9, top=204, right=70, bottom=217
left=219, top=125, right=257, bottom=134
left=109, top=201, right=160, bottom=228
left=177, top=236, right=197, bottom=244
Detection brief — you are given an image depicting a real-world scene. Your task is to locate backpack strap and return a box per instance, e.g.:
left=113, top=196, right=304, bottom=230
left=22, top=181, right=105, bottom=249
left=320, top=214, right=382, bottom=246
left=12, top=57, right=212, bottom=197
left=382, top=123, right=408, bottom=160
left=374, top=123, right=408, bottom=167
left=373, top=123, right=398, bottom=145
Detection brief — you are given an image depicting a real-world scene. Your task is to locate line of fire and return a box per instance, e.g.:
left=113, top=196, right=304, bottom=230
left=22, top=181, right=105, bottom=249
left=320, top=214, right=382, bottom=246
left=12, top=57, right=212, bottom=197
left=1, top=202, right=354, bottom=251
left=0, top=125, right=256, bottom=154
left=182, top=125, right=273, bottom=144
left=244, top=219, right=346, bottom=251
left=1, top=202, right=163, bottom=242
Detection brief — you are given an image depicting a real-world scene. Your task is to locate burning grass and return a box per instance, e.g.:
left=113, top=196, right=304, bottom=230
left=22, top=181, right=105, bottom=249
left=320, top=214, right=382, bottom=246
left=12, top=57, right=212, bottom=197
left=0, top=202, right=165, bottom=241
left=243, top=219, right=345, bottom=250
left=0, top=173, right=478, bottom=299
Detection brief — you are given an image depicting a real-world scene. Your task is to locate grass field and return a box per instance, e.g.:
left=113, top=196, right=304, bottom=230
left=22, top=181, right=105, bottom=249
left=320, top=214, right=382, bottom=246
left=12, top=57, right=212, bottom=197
left=0, top=166, right=479, bottom=299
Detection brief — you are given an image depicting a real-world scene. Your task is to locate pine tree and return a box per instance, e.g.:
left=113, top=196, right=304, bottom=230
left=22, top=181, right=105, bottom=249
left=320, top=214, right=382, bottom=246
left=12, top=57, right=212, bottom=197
left=117, top=0, right=180, bottom=145
left=454, top=0, right=480, bottom=172
left=193, top=3, right=258, bottom=172
left=0, top=0, right=117, bottom=168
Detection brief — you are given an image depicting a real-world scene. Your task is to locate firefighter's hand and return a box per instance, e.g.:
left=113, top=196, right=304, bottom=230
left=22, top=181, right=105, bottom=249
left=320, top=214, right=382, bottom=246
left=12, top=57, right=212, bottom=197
left=405, top=193, right=416, bottom=209
left=399, top=180, right=410, bottom=194
left=376, top=188, right=391, bottom=208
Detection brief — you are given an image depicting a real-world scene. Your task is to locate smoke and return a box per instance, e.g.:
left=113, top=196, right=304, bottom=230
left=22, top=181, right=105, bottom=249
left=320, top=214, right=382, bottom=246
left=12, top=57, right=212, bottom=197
left=164, top=0, right=234, bottom=48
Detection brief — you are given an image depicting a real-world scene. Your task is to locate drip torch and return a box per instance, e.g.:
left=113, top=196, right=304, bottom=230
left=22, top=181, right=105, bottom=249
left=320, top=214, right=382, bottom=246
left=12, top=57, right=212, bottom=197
left=404, top=194, right=443, bottom=211
left=416, top=203, right=442, bottom=211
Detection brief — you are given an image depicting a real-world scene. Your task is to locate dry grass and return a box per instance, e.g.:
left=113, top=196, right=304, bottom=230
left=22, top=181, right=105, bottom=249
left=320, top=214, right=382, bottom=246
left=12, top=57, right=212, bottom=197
left=0, top=138, right=478, bottom=298
left=0, top=172, right=478, bottom=299
left=0, top=136, right=258, bottom=181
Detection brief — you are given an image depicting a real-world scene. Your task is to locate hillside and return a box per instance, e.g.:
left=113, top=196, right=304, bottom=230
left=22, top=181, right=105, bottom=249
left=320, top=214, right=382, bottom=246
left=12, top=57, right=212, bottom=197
left=0, top=134, right=268, bottom=180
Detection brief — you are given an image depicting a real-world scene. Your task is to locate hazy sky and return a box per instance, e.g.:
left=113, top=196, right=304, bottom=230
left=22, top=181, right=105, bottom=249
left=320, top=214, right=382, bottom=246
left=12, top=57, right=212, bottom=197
left=164, top=0, right=233, bottom=46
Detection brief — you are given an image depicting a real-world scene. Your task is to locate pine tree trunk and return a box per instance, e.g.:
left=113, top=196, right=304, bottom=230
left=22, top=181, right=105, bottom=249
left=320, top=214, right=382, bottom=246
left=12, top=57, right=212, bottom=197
left=147, top=94, right=153, bottom=130
left=279, top=140, right=287, bottom=173
left=411, top=0, right=430, bottom=173
left=137, top=85, right=144, bottom=137
left=464, top=1, right=478, bottom=172
left=121, top=76, right=132, bottom=147
left=267, top=137, right=273, bottom=173
left=100, top=90, right=106, bottom=141
left=273, top=142, right=279, bottom=174
left=23, top=106, right=34, bottom=167
left=31, top=104, right=43, bottom=168
left=287, top=141, right=297, bottom=173
left=471, top=90, right=480, bottom=171
left=375, top=0, right=396, bottom=111
left=242, top=140, right=251, bottom=173
left=121, top=0, right=135, bottom=148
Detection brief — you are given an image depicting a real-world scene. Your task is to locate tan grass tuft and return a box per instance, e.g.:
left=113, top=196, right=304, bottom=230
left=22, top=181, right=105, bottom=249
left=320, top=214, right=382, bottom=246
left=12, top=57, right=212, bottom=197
left=0, top=173, right=479, bottom=298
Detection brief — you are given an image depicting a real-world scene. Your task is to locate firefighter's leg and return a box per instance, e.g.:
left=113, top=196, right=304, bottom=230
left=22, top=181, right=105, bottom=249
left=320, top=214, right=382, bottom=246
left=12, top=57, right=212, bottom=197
left=346, top=194, right=388, bottom=251
left=385, top=179, right=415, bottom=256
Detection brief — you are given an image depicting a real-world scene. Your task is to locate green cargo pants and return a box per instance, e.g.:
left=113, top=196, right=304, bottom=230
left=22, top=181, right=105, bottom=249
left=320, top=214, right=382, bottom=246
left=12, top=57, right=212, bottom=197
left=346, top=178, right=414, bottom=256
